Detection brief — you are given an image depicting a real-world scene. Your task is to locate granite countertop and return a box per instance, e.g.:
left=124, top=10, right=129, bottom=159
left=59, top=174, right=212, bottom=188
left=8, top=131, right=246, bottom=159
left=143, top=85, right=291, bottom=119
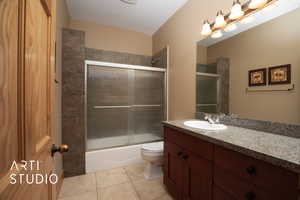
left=163, top=120, right=300, bottom=174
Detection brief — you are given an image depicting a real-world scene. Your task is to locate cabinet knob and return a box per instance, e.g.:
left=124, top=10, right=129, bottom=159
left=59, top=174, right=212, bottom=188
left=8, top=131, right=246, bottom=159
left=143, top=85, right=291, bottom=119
left=177, top=152, right=183, bottom=157
left=246, top=166, right=256, bottom=175
left=182, top=155, right=189, bottom=160
left=245, top=192, right=256, bottom=200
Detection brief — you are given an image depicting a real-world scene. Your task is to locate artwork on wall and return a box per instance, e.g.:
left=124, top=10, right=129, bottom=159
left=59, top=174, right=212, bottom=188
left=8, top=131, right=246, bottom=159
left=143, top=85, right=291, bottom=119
left=248, top=68, right=267, bottom=86
left=268, top=64, right=291, bottom=85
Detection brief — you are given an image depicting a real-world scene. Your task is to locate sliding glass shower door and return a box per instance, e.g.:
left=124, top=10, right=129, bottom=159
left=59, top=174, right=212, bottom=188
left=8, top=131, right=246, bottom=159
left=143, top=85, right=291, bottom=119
left=87, top=64, right=165, bottom=150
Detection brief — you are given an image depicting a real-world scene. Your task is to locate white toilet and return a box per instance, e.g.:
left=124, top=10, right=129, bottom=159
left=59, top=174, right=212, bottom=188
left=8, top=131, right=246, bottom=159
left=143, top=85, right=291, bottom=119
left=141, top=141, right=164, bottom=179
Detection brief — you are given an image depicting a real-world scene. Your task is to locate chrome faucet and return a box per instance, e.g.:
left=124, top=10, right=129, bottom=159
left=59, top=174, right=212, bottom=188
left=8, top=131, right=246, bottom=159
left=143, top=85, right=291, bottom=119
left=204, top=114, right=220, bottom=124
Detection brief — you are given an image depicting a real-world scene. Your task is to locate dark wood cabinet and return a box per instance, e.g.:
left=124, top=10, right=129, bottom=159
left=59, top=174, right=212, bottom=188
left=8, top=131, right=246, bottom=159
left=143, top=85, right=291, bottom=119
left=214, top=146, right=299, bottom=200
left=213, top=186, right=235, bottom=200
left=164, top=127, right=299, bottom=200
left=164, top=127, right=213, bottom=200
left=164, top=141, right=185, bottom=200
left=183, top=151, right=213, bottom=200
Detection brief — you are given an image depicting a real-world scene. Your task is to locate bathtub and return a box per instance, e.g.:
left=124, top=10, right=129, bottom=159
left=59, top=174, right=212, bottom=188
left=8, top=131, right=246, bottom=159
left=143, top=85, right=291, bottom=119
left=86, top=143, right=148, bottom=173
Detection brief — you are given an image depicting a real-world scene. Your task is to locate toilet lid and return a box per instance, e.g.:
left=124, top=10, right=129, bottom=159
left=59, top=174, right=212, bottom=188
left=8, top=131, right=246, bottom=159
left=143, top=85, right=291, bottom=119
left=142, top=142, right=164, bottom=152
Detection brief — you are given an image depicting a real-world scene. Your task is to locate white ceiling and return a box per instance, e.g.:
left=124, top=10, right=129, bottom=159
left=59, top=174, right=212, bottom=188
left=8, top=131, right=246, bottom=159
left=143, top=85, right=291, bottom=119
left=66, top=0, right=189, bottom=35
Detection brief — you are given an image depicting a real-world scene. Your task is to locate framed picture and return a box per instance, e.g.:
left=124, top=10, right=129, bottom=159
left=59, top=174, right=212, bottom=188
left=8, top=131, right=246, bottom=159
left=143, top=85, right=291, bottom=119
left=268, top=64, right=291, bottom=85
left=248, top=68, right=267, bottom=86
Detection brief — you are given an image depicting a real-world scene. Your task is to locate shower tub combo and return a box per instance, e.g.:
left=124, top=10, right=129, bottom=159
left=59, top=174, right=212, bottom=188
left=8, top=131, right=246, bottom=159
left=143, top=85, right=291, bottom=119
left=84, top=60, right=167, bottom=172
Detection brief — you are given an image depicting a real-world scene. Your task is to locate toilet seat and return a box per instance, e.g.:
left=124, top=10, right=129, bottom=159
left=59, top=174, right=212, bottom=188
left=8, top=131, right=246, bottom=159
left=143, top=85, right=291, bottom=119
left=141, top=142, right=163, bottom=153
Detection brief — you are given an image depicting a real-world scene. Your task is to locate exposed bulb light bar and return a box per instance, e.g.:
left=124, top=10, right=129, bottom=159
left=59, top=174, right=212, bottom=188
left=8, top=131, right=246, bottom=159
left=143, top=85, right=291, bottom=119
left=224, top=23, right=237, bottom=32
left=248, top=0, right=268, bottom=9
left=201, top=20, right=212, bottom=36
left=202, top=0, right=277, bottom=40
left=214, top=10, right=227, bottom=28
left=211, top=30, right=223, bottom=38
left=229, top=0, right=245, bottom=20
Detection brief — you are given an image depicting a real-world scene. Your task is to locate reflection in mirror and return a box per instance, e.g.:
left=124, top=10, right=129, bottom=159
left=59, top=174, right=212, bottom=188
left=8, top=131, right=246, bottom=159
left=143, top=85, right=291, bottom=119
left=196, top=1, right=300, bottom=125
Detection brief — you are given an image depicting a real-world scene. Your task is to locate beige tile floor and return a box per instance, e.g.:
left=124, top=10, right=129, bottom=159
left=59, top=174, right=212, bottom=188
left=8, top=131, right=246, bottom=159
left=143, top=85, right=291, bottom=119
left=59, top=163, right=174, bottom=200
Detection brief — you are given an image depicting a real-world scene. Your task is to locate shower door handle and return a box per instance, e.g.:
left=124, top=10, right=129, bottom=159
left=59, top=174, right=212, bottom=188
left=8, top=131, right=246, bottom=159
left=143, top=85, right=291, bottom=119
left=93, top=106, right=131, bottom=109
left=93, top=105, right=161, bottom=109
left=131, top=105, right=161, bottom=107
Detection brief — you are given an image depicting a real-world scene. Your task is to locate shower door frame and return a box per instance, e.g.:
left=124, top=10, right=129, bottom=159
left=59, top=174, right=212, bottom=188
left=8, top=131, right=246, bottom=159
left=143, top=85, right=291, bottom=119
left=84, top=60, right=168, bottom=151
left=196, top=72, right=221, bottom=113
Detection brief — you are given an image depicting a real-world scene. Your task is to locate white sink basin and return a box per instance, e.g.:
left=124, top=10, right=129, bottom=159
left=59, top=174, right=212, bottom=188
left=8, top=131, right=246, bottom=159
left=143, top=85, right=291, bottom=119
left=184, top=120, right=227, bottom=131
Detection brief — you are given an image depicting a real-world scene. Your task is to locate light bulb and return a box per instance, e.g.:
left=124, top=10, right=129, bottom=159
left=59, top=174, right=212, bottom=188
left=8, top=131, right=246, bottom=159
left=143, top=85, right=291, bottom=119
left=229, top=0, right=245, bottom=20
left=224, top=23, right=237, bottom=32
left=201, top=20, right=212, bottom=36
left=249, top=0, right=268, bottom=9
left=211, top=30, right=223, bottom=38
left=214, top=10, right=227, bottom=28
left=240, top=16, right=255, bottom=24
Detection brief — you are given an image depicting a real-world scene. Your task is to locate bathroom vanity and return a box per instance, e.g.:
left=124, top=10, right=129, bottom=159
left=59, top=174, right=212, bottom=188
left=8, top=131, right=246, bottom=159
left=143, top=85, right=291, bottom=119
left=163, top=121, right=300, bottom=200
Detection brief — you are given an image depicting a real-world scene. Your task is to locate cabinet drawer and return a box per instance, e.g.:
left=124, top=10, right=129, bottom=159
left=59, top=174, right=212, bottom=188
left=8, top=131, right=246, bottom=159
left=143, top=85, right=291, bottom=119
left=164, top=127, right=213, bottom=161
left=214, top=167, right=276, bottom=200
left=214, top=146, right=299, bottom=197
left=213, top=186, right=235, bottom=200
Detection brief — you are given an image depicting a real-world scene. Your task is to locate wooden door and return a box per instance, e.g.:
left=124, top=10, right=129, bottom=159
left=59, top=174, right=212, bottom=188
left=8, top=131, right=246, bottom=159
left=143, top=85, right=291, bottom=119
left=164, top=141, right=185, bottom=200
left=183, top=152, right=213, bottom=200
left=0, top=0, right=57, bottom=199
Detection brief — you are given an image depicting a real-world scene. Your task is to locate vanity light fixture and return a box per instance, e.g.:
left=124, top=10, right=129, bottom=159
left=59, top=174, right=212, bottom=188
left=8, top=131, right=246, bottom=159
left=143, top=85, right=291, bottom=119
left=229, top=0, right=245, bottom=20
left=211, top=30, right=223, bottom=38
left=240, top=15, right=255, bottom=24
left=214, top=10, right=227, bottom=28
left=201, top=20, right=212, bottom=36
left=201, top=0, right=277, bottom=38
left=249, top=0, right=268, bottom=9
left=224, top=23, right=237, bottom=32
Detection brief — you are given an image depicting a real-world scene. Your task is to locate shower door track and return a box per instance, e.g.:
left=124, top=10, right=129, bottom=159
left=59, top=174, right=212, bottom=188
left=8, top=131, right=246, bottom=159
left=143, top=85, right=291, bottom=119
left=85, top=60, right=166, bottom=72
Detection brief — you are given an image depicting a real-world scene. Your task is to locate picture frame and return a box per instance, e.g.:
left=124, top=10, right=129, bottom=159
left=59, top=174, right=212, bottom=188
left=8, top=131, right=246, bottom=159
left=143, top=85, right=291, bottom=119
left=268, top=64, right=291, bottom=85
left=248, top=68, right=267, bottom=86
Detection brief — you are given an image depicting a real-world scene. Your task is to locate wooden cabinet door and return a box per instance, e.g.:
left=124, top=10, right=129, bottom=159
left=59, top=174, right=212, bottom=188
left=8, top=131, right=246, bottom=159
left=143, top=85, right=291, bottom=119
left=183, top=152, right=213, bottom=200
left=213, top=186, right=235, bottom=200
left=164, top=141, right=185, bottom=200
left=0, top=0, right=57, bottom=199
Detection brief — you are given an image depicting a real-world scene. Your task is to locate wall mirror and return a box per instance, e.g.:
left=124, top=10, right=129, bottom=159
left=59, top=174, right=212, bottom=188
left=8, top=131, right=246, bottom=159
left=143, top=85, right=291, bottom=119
left=196, top=0, right=300, bottom=125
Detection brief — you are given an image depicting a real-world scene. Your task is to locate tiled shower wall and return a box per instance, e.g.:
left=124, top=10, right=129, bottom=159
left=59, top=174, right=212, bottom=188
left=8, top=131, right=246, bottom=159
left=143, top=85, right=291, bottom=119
left=62, top=28, right=167, bottom=177
left=152, top=48, right=167, bottom=68
left=62, top=29, right=86, bottom=177
left=217, top=57, right=230, bottom=114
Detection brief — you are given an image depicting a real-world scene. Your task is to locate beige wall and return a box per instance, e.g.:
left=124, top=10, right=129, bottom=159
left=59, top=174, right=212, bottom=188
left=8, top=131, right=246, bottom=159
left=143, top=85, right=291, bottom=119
left=55, top=0, right=70, bottom=176
left=153, top=0, right=231, bottom=120
left=207, top=8, right=300, bottom=125
left=69, top=20, right=152, bottom=56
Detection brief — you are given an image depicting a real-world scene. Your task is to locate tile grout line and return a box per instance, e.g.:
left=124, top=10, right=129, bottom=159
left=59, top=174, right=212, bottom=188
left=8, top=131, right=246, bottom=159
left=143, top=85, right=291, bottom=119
left=94, top=172, right=101, bottom=200
left=123, top=164, right=170, bottom=200
left=123, top=166, right=142, bottom=200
